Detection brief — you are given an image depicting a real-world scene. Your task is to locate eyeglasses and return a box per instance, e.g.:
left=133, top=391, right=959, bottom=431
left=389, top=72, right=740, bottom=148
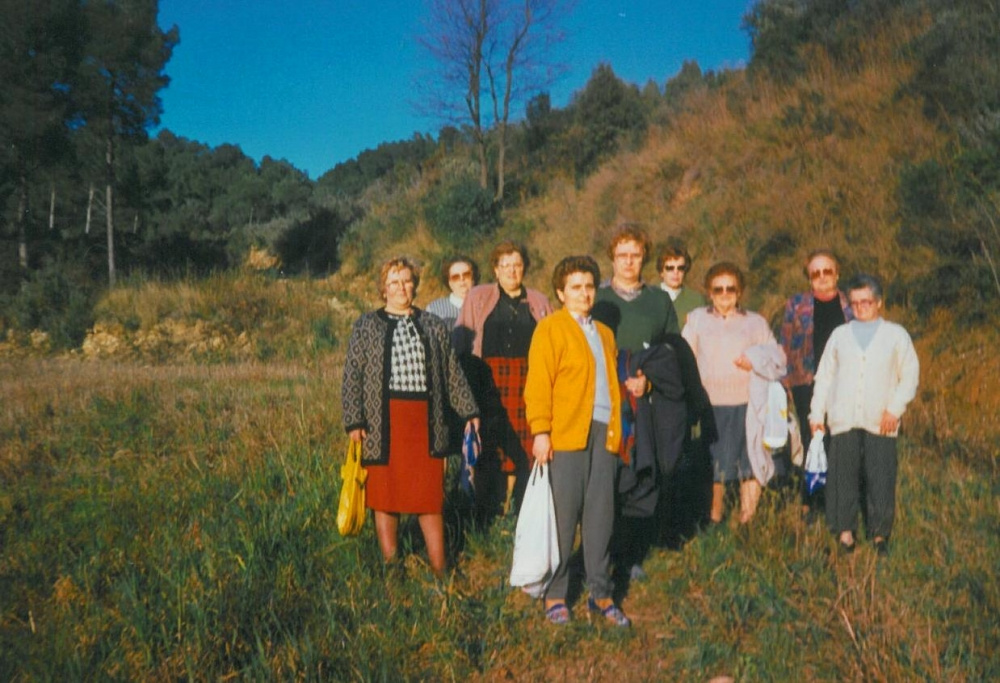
left=712, top=285, right=739, bottom=295
left=849, top=298, right=877, bottom=308
left=614, top=252, right=644, bottom=262
left=810, top=268, right=836, bottom=280
left=662, top=265, right=687, bottom=272
left=496, top=261, right=523, bottom=271
left=449, top=271, right=473, bottom=282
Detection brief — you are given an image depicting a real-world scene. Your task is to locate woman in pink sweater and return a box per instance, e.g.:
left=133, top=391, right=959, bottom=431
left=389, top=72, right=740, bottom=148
left=682, top=262, right=779, bottom=524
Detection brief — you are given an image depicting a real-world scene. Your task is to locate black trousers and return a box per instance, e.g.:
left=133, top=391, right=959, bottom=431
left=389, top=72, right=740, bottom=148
left=826, top=429, right=898, bottom=539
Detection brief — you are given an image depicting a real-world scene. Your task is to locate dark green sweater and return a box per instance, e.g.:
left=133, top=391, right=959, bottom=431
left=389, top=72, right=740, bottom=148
left=593, top=285, right=680, bottom=353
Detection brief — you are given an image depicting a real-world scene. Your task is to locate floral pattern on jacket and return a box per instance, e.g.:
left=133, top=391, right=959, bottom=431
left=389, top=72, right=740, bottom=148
left=342, top=308, right=479, bottom=465
left=778, top=291, right=852, bottom=388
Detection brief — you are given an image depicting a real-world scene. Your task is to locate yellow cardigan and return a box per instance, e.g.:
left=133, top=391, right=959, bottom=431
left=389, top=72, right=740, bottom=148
left=524, top=308, right=622, bottom=454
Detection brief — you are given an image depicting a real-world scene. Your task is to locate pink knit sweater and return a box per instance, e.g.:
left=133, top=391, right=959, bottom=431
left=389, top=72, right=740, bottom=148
left=682, top=307, right=777, bottom=406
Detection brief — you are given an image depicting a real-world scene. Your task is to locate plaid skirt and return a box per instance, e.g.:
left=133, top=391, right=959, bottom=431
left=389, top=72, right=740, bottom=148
left=484, top=356, right=532, bottom=473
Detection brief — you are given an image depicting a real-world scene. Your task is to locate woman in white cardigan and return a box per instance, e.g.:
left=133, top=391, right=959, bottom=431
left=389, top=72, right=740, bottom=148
left=809, top=273, right=919, bottom=555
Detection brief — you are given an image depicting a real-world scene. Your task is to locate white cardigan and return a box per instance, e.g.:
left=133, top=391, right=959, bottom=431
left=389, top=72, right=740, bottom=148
left=809, top=319, right=919, bottom=437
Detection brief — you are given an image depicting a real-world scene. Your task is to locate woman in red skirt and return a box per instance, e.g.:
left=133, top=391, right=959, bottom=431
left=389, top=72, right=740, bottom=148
left=342, top=256, right=479, bottom=576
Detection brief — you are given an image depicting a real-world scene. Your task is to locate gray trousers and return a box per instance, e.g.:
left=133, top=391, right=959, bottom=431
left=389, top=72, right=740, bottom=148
left=546, top=421, right=617, bottom=601
left=826, top=429, right=898, bottom=539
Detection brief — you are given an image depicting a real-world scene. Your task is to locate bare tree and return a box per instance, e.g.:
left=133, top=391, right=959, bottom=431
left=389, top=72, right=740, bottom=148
left=419, top=0, right=570, bottom=202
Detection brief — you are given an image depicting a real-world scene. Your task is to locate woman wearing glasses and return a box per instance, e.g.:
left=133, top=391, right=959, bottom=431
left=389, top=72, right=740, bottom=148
left=656, top=238, right=705, bottom=328
left=809, top=273, right=919, bottom=555
left=426, top=256, right=479, bottom=328
left=778, top=250, right=853, bottom=519
left=342, top=257, right=480, bottom=576
left=683, top=262, right=784, bottom=524
left=454, top=241, right=552, bottom=513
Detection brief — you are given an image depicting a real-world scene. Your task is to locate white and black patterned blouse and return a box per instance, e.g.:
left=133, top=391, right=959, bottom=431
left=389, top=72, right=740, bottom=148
left=388, top=314, right=428, bottom=393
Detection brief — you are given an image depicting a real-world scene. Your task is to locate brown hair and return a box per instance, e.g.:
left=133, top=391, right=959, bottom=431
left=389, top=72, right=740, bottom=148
left=606, top=223, right=651, bottom=265
left=377, top=256, right=421, bottom=299
left=656, top=238, right=693, bottom=272
left=489, top=241, right=530, bottom=273
left=704, top=261, right=745, bottom=293
left=439, top=255, right=479, bottom=287
left=552, top=255, right=601, bottom=295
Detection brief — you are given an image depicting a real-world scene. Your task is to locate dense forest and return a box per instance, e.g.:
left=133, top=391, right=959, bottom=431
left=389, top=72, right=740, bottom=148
left=1, top=0, right=998, bottom=350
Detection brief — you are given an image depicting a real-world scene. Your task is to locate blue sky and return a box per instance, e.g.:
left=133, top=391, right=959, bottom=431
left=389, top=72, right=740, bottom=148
left=156, top=1, right=753, bottom=179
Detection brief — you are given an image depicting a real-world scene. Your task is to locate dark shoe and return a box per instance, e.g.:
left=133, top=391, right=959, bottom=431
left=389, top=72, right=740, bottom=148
left=588, top=597, right=631, bottom=628
left=804, top=507, right=821, bottom=525
left=544, top=602, right=571, bottom=625
left=874, top=538, right=889, bottom=557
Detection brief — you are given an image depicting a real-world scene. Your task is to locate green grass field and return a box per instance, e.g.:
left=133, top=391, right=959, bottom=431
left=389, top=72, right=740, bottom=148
left=1, top=357, right=997, bottom=681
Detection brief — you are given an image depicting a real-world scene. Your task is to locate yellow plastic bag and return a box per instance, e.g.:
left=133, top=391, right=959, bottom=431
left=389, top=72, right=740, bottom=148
left=336, top=440, right=367, bottom=536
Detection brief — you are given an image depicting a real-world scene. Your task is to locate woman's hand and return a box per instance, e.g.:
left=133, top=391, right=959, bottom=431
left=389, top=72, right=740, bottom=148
left=733, top=354, right=752, bottom=372
left=349, top=428, right=367, bottom=442
left=467, top=417, right=481, bottom=433
left=625, top=370, right=648, bottom=398
left=879, top=411, right=900, bottom=435
left=533, top=433, right=554, bottom=465
left=809, top=422, right=826, bottom=435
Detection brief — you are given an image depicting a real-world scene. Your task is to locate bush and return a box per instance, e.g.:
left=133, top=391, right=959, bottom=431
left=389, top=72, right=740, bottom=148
left=423, top=178, right=501, bottom=246
left=569, top=63, right=647, bottom=180
left=908, top=262, right=997, bottom=326
left=0, top=260, right=96, bottom=349
left=274, top=208, right=353, bottom=276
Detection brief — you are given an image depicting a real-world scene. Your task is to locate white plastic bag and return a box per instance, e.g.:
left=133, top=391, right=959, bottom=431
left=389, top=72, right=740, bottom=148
left=509, top=462, right=560, bottom=599
left=805, top=431, right=828, bottom=494
left=763, top=381, right=789, bottom=449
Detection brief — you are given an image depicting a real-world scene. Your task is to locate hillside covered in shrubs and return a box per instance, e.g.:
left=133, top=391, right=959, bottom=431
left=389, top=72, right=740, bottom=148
left=2, top=0, right=998, bottom=353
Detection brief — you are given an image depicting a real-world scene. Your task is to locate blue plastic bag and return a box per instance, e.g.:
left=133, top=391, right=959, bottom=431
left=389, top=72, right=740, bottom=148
left=805, top=433, right=827, bottom=495
left=459, top=422, right=480, bottom=498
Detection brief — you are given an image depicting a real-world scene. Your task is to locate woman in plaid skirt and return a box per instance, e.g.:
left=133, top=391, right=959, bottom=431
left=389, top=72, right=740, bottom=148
left=454, top=241, right=552, bottom=514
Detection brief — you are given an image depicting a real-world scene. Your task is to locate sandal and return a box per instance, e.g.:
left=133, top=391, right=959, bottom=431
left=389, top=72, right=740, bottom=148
left=544, top=602, right=571, bottom=625
left=587, top=597, right=631, bottom=628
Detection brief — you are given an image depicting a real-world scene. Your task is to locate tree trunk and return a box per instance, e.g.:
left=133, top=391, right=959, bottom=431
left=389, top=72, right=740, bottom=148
left=489, top=1, right=531, bottom=203
left=85, top=183, right=94, bottom=234
left=105, top=136, right=116, bottom=287
left=49, top=185, right=56, bottom=230
left=17, top=172, right=29, bottom=269
left=469, top=0, right=488, bottom=190
left=495, top=120, right=507, bottom=202
left=476, top=131, right=489, bottom=190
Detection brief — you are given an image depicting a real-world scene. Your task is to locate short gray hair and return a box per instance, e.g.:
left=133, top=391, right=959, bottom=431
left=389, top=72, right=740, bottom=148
left=846, top=272, right=883, bottom=300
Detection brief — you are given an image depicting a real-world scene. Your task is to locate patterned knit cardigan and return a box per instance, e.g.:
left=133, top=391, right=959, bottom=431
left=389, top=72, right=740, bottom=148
left=342, top=308, right=479, bottom=465
left=778, top=291, right=853, bottom=388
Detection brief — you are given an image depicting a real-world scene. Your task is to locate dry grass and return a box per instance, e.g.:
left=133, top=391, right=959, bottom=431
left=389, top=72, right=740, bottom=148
left=1, top=336, right=996, bottom=679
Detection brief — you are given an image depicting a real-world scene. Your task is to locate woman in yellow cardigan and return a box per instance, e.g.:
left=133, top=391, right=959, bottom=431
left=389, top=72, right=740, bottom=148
left=524, top=255, right=629, bottom=627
